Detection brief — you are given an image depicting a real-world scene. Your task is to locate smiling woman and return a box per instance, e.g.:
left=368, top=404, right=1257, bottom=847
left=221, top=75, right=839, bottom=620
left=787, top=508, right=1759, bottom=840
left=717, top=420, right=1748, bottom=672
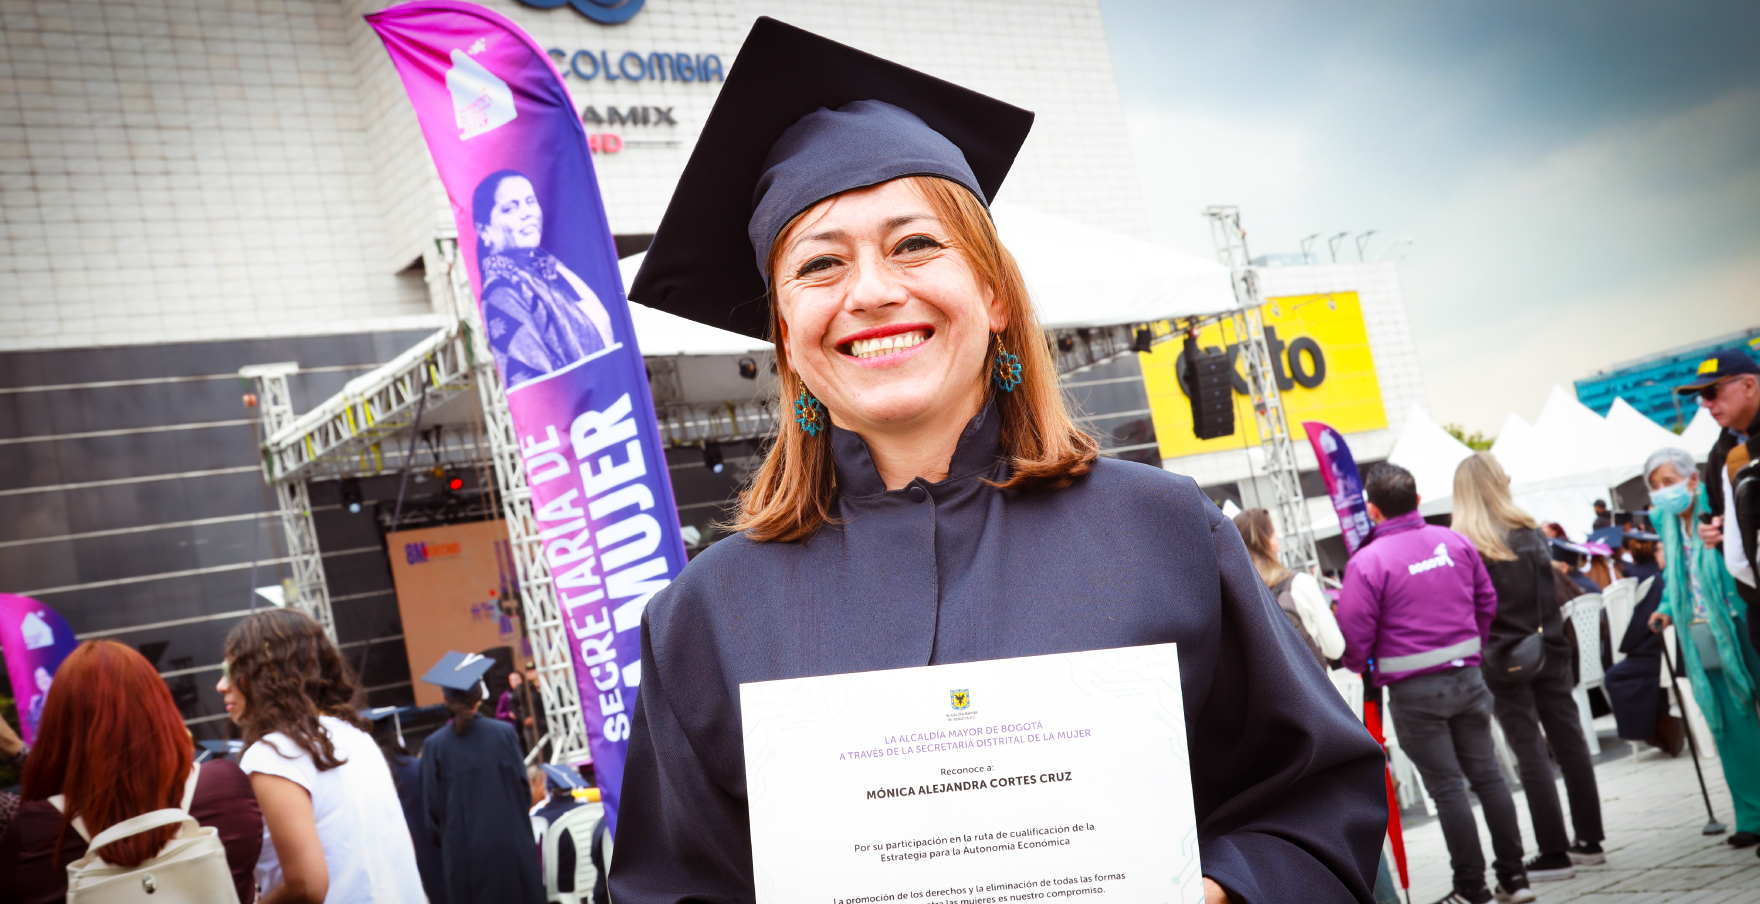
left=615, top=18, right=1386, bottom=904
left=740, top=173, right=1095, bottom=541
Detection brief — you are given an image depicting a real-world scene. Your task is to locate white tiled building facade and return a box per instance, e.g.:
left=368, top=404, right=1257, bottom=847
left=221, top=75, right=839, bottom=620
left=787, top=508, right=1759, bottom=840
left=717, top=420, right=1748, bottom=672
left=1, top=0, right=1148, bottom=351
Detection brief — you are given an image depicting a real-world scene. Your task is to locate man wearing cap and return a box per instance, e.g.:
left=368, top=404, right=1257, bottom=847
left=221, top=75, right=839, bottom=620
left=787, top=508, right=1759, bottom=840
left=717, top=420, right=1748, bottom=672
left=1678, top=348, right=1760, bottom=654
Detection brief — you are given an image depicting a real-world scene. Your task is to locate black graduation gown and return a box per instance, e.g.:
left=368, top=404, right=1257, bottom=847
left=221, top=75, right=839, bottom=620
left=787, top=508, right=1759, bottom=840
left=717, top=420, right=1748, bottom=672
left=609, top=403, right=1386, bottom=904
left=389, top=751, right=449, bottom=904
left=420, top=716, right=545, bottom=904
left=1606, top=564, right=1666, bottom=741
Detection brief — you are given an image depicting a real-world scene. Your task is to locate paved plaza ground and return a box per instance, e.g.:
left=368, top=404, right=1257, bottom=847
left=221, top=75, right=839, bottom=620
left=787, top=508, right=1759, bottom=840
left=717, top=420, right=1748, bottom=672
left=1395, top=716, right=1760, bottom=904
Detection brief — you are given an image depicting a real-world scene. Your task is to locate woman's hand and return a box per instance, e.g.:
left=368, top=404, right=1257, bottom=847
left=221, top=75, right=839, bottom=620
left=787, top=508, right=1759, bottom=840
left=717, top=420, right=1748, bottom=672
left=1649, top=611, right=1672, bottom=633
left=1204, top=877, right=1233, bottom=903
left=252, top=773, right=329, bottom=904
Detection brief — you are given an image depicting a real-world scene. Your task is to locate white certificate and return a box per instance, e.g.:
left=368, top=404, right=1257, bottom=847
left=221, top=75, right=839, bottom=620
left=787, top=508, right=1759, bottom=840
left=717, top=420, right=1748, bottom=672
left=741, top=644, right=1202, bottom=904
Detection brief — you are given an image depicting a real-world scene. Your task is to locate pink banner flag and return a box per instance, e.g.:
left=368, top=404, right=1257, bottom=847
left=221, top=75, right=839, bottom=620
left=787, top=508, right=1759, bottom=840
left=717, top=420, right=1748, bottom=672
left=368, top=1, right=687, bottom=834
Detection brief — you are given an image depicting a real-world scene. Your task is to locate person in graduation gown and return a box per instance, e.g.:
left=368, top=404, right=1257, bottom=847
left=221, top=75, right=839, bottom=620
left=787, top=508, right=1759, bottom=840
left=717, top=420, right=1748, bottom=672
left=614, top=19, right=1386, bottom=904
left=419, top=653, right=545, bottom=904
left=1603, top=528, right=1684, bottom=754
left=376, top=715, right=450, bottom=904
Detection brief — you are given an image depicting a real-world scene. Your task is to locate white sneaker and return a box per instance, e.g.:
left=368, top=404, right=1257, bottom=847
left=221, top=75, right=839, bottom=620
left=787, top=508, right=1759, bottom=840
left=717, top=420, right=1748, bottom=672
left=1494, top=884, right=1536, bottom=903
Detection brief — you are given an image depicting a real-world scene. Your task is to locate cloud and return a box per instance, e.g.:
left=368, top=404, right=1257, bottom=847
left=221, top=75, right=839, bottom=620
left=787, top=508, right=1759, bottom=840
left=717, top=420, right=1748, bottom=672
left=1419, top=252, right=1760, bottom=431
left=1125, top=108, right=1316, bottom=254
left=1106, top=1, right=1760, bottom=435
left=1401, top=86, right=1760, bottom=429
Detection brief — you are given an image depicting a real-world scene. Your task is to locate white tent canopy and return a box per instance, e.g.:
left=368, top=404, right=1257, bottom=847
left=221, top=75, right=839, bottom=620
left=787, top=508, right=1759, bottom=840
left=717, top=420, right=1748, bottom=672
left=1385, top=403, right=1475, bottom=512
left=617, top=255, right=772, bottom=357
left=615, top=201, right=1239, bottom=357
left=1605, top=397, right=1691, bottom=475
left=1680, top=407, right=1721, bottom=460
left=986, top=201, right=1236, bottom=329
left=1341, top=388, right=1725, bottom=543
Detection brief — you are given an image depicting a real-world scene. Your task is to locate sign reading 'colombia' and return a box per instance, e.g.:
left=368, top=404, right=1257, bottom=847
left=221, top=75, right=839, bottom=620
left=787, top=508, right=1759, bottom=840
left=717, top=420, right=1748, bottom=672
left=546, top=47, right=726, bottom=82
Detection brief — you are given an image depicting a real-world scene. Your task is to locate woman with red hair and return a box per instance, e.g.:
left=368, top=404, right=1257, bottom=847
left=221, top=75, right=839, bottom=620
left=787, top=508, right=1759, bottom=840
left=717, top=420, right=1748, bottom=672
left=0, top=640, right=262, bottom=903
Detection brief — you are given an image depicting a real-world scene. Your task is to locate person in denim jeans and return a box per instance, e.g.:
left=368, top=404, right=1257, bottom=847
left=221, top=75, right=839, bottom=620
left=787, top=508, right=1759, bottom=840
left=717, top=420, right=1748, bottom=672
left=1339, top=464, right=1531, bottom=904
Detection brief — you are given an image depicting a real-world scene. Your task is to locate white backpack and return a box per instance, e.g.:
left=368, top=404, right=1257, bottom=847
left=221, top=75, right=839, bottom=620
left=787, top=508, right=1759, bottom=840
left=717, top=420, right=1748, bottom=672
left=49, top=765, right=238, bottom=902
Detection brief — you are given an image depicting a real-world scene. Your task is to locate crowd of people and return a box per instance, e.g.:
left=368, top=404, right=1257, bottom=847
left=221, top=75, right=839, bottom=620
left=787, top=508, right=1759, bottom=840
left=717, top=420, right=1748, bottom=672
left=1310, top=348, right=1760, bottom=904
left=0, top=361, right=1752, bottom=904
left=0, top=609, right=605, bottom=904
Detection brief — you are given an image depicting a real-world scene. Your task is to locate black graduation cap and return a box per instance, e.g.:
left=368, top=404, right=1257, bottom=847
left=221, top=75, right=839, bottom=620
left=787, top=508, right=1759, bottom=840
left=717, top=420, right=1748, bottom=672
left=421, top=651, right=496, bottom=692
left=629, top=17, right=1035, bottom=339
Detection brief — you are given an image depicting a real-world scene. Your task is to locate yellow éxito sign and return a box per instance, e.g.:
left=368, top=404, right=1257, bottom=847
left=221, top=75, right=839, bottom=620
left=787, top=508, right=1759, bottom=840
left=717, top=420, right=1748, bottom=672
left=1139, top=291, right=1387, bottom=460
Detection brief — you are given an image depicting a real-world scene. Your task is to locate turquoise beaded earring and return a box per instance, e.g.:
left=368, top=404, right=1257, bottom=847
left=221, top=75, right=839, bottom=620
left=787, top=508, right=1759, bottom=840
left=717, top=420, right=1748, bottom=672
left=991, top=339, right=1022, bottom=393
left=793, top=381, right=826, bottom=436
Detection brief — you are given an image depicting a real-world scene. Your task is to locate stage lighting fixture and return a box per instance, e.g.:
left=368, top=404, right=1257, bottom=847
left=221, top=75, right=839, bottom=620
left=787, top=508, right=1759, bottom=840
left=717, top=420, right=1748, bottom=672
left=1132, top=328, right=1154, bottom=354
left=1056, top=335, right=1075, bottom=352
left=738, top=357, right=758, bottom=380
left=703, top=442, right=725, bottom=474
left=339, top=478, right=363, bottom=514
left=449, top=476, right=464, bottom=491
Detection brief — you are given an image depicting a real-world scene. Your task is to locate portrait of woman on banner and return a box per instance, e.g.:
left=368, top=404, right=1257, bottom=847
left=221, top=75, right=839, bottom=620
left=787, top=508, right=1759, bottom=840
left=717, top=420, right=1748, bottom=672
left=472, top=169, right=616, bottom=389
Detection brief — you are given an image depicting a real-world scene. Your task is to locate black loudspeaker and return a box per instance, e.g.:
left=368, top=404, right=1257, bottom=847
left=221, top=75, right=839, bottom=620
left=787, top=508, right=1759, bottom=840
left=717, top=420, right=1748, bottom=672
left=1181, top=335, right=1236, bottom=440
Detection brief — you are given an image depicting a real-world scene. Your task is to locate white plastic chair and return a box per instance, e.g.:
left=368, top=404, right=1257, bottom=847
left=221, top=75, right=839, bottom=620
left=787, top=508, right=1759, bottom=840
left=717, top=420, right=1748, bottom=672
left=1328, top=668, right=1364, bottom=723
left=542, top=802, right=605, bottom=904
left=1566, top=592, right=1606, bottom=755
left=1600, top=578, right=1638, bottom=666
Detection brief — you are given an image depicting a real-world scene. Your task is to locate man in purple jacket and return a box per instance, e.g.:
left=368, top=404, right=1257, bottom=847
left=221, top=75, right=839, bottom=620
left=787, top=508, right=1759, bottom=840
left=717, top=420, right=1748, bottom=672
left=1338, top=464, right=1531, bottom=904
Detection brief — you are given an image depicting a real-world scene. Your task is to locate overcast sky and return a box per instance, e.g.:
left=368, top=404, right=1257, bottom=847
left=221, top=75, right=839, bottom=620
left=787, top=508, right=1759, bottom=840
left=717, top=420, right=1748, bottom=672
left=1099, top=0, right=1760, bottom=433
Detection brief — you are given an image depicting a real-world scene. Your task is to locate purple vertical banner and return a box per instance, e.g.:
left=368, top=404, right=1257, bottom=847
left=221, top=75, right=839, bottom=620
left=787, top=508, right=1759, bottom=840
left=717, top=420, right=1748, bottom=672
left=1302, top=421, right=1372, bottom=556
left=0, top=594, right=79, bottom=745
left=367, top=0, right=686, bottom=834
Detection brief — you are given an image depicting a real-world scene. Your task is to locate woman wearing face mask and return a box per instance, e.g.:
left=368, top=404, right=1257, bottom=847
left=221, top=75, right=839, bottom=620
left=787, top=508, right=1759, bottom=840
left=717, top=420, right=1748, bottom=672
left=471, top=170, right=615, bottom=389
left=1643, top=447, right=1760, bottom=846
left=609, top=20, right=1385, bottom=904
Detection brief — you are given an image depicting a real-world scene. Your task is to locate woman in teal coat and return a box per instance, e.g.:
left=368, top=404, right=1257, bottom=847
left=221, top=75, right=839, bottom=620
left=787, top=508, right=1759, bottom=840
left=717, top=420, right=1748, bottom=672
left=1644, top=447, right=1760, bottom=845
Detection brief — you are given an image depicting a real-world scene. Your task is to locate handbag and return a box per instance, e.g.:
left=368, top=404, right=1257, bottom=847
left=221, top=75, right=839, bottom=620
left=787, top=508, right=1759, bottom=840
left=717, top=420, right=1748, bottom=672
left=50, top=766, right=238, bottom=903
left=1484, top=532, right=1549, bottom=681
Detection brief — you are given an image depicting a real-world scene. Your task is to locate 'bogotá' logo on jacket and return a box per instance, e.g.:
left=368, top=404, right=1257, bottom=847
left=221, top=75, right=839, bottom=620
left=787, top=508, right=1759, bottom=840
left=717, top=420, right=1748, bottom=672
left=1406, top=542, right=1455, bottom=575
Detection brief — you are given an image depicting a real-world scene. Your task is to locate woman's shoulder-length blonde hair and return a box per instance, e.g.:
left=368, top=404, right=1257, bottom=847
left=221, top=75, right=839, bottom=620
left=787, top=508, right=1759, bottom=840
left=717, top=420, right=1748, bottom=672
left=1451, top=451, right=1536, bottom=561
left=730, top=175, right=1098, bottom=543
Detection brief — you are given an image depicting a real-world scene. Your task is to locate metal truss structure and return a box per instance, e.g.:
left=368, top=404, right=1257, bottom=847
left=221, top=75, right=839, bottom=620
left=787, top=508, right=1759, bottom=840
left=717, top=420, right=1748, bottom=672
left=240, top=362, right=337, bottom=639
left=1204, top=205, right=1320, bottom=576
left=656, top=398, right=775, bottom=446
left=258, top=328, right=477, bottom=485
left=434, top=241, right=593, bottom=766
left=242, top=240, right=594, bottom=765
